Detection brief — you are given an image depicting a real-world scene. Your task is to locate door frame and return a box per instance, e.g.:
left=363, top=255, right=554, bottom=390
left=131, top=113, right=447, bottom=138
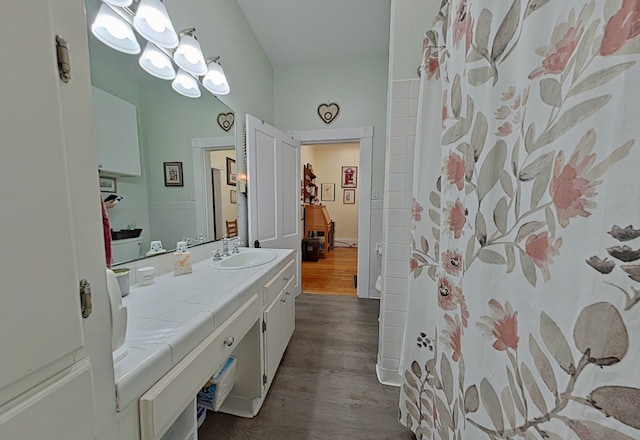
left=192, top=136, right=236, bottom=241
left=289, top=126, right=373, bottom=299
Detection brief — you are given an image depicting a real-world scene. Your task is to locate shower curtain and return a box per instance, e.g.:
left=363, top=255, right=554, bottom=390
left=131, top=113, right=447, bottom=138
left=399, top=1, right=640, bottom=439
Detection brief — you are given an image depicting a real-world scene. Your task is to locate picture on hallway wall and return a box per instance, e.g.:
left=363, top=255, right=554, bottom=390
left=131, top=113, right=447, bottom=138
left=343, top=189, right=355, bottom=204
left=341, top=166, right=357, bottom=188
left=321, top=183, right=335, bottom=201
left=226, top=157, right=236, bottom=186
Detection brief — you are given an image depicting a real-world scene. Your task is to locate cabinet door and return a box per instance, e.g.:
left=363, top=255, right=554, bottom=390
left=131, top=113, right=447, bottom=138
left=263, top=291, right=285, bottom=388
left=283, top=283, right=295, bottom=349
left=92, top=86, right=142, bottom=176
left=0, top=1, right=100, bottom=437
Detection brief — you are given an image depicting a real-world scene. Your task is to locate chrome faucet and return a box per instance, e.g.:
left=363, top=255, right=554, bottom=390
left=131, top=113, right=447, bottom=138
left=222, top=237, right=230, bottom=257
left=232, top=238, right=243, bottom=254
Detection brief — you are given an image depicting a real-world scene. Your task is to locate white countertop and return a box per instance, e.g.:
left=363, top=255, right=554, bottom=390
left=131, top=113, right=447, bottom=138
left=113, top=248, right=293, bottom=411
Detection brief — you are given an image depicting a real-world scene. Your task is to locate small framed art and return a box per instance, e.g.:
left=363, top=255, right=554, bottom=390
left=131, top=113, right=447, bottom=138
left=226, top=157, right=237, bottom=186
left=321, top=183, right=335, bottom=201
left=99, top=176, right=117, bottom=193
left=343, top=189, right=356, bottom=204
left=163, top=162, right=183, bottom=186
left=341, top=166, right=357, bottom=188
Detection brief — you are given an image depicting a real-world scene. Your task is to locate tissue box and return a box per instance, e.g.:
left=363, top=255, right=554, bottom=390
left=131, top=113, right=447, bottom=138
left=174, top=251, right=192, bottom=276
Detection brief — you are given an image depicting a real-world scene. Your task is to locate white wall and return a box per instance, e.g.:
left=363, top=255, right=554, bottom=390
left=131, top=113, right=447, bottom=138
left=377, top=0, right=441, bottom=386
left=301, top=143, right=360, bottom=242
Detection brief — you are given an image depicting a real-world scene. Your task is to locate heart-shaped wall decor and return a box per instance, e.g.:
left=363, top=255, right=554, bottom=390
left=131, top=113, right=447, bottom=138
left=317, top=102, right=340, bottom=124
left=217, top=112, right=235, bottom=132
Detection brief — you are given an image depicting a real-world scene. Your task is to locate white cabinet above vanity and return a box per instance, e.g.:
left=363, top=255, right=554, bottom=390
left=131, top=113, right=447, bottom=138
left=91, top=86, right=142, bottom=176
left=111, top=245, right=296, bottom=439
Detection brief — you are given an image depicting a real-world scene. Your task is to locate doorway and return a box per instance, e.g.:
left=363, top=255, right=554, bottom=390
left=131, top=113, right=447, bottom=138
left=301, top=142, right=359, bottom=296
left=290, top=126, right=374, bottom=299
left=192, top=136, right=237, bottom=242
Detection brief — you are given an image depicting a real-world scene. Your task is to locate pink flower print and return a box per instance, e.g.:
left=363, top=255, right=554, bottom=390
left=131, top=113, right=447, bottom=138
left=550, top=146, right=598, bottom=228
left=478, top=300, right=519, bottom=352
left=601, top=0, right=640, bottom=56
left=453, top=0, right=473, bottom=54
left=442, top=90, right=449, bottom=125
left=496, top=122, right=513, bottom=136
left=411, top=198, right=424, bottom=222
left=410, top=257, right=419, bottom=272
left=512, top=94, right=522, bottom=110
left=446, top=152, right=466, bottom=191
left=442, top=314, right=463, bottom=362
left=501, top=86, right=516, bottom=101
left=438, top=277, right=461, bottom=311
left=529, top=24, right=584, bottom=79
left=495, top=105, right=511, bottom=120
left=445, top=199, right=466, bottom=239
left=426, top=56, right=440, bottom=80
left=525, top=232, right=562, bottom=281
left=442, top=250, right=463, bottom=276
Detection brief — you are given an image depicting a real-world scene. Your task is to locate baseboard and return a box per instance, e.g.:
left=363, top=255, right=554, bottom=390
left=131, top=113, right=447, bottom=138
left=376, top=363, right=401, bottom=387
left=334, top=237, right=358, bottom=247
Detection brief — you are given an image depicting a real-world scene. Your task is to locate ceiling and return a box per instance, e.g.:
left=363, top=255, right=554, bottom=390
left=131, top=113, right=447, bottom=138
left=235, top=0, right=392, bottom=66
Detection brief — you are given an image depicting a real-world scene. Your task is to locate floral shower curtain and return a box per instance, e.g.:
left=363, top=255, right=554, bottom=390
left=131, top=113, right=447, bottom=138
left=399, top=1, right=640, bottom=439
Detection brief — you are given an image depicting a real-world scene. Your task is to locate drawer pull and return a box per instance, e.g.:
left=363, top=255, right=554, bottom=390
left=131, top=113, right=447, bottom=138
left=283, top=276, right=290, bottom=282
left=285, top=291, right=291, bottom=296
left=223, top=336, right=235, bottom=347
left=281, top=297, right=286, bottom=303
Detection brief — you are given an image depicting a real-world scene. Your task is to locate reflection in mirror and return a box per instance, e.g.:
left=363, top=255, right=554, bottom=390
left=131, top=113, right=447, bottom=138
left=85, top=0, right=237, bottom=265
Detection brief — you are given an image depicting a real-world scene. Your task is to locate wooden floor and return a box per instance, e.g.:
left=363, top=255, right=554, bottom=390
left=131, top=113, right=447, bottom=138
left=302, top=247, right=358, bottom=296
left=200, top=294, right=414, bottom=440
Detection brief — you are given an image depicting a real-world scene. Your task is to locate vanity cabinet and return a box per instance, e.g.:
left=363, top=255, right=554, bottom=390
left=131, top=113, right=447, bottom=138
left=92, top=86, right=142, bottom=176
left=263, top=261, right=295, bottom=389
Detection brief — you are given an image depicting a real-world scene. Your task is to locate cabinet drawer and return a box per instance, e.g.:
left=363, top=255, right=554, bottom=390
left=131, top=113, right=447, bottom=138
left=263, top=259, right=295, bottom=306
left=139, top=294, right=260, bottom=440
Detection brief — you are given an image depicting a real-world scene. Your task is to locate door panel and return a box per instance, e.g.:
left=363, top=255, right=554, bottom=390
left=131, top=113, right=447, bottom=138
left=0, top=0, right=85, bottom=402
left=0, top=360, right=95, bottom=440
left=246, top=115, right=301, bottom=297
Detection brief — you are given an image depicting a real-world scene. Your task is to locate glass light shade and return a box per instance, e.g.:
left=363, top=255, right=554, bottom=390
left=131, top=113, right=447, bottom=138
left=173, top=34, right=207, bottom=76
left=102, top=0, right=133, bottom=6
left=91, top=4, right=140, bottom=54
left=139, top=43, right=175, bottom=80
left=172, top=69, right=201, bottom=98
left=133, top=0, right=178, bottom=49
left=202, top=60, right=230, bottom=95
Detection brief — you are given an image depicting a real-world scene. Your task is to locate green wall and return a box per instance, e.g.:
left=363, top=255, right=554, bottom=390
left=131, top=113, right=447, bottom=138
left=273, top=53, right=389, bottom=195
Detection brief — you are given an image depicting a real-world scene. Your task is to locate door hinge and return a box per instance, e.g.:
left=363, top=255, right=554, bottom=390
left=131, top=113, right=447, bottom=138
left=262, top=321, right=267, bottom=332
left=263, top=374, right=267, bottom=385
left=55, top=35, right=71, bottom=83
left=80, top=279, right=92, bottom=318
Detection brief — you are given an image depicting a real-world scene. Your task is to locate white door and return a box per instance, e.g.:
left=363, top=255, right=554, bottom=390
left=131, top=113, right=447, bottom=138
left=246, top=115, right=301, bottom=296
left=0, top=1, right=110, bottom=438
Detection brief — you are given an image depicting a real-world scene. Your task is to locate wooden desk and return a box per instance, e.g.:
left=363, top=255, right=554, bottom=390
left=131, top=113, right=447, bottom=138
left=304, top=205, right=331, bottom=258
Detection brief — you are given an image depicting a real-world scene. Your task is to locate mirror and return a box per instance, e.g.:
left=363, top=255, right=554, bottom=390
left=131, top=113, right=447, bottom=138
left=85, top=0, right=237, bottom=265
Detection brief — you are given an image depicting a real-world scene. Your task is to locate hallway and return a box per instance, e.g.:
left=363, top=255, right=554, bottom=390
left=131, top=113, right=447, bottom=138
left=301, top=247, right=358, bottom=296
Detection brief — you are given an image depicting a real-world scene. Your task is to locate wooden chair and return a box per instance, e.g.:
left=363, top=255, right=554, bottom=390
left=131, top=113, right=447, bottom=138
left=226, top=219, right=238, bottom=237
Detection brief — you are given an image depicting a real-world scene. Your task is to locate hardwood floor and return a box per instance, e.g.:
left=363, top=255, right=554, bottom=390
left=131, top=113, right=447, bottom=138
left=302, top=247, right=358, bottom=296
left=199, top=294, right=414, bottom=440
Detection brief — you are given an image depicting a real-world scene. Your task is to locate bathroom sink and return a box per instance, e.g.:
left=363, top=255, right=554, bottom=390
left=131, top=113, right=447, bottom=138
left=211, top=249, right=277, bottom=270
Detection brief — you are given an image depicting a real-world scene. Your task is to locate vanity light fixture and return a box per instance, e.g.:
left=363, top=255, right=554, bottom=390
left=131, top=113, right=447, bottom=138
left=172, top=68, right=201, bottom=98
left=139, top=42, right=176, bottom=80
left=173, top=29, right=207, bottom=76
left=102, top=0, right=133, bottom=6
left=91, top=3, right=141, bottom=55
left=133, top=0, right=179, bottom=49
left=202, top=57, right=230, bottom=95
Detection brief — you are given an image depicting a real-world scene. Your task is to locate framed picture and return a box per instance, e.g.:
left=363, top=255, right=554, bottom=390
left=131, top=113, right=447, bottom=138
left=226, top=157, right=237, bottom=186
left=99, top=176, right=117, bottom=193
left=230, top=190, right=237, bottom=204
left=163, top=162, right=183, bottom=187
left=343, top=189, right=356, bottom=204
left=321, top=183, right=335, bottom=201
left=341, top=166, right=357, bottom=188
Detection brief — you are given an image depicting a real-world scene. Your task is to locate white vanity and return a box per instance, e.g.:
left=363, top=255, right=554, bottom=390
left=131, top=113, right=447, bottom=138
left=112, top=244, right=296, bottom=440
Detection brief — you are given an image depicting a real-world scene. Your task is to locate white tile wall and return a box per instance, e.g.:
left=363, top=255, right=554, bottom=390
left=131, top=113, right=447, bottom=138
left=377, top=78, right=420, bottom=386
